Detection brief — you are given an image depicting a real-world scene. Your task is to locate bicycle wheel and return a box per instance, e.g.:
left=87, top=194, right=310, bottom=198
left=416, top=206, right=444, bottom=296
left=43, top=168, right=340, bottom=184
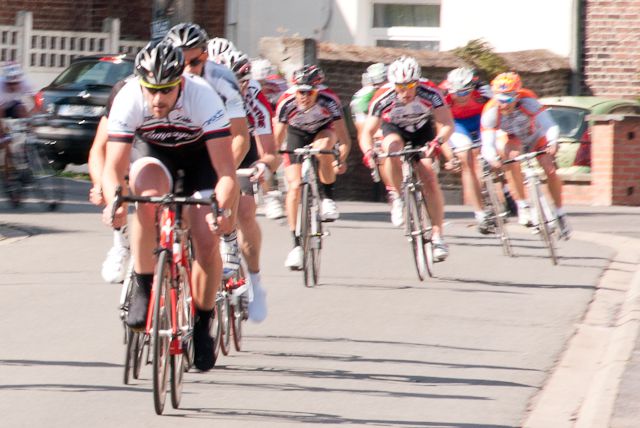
left=405, top=185, right=428, bottom=281
left=300, top=184, right=313, bottom=287
left=123, top=327, right=134, bottom=385
left=482, top=172, right=513, bottom=257
left=124, top=329, right=145, bottom=383
left=178, top=264, right=194, bottom=371
left=530, top=183, right=557, bottom=265
left=416, top=190, right=434, bottom=278
left=310, top=197, right=322, bottom=286
left=25, top=141, right=63, bottom=211
left=170, top=264, right=191, bottom=409
left=152, top=250, right=172, bottom=415
left=231, top=266, right=247, bottom=352
left=217, top=289, right=231, bottom=356
left=132, top=332, right=146, bottom=380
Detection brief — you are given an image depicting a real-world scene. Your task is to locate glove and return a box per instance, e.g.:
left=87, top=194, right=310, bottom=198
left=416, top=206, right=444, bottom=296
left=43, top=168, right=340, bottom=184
left=426, top=138, right=442, bottom=158
left=362, top=149, right=374, bottom=169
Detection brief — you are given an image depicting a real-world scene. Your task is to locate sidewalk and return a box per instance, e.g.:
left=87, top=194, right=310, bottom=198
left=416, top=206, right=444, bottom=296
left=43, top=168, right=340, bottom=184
left=524, top=206, right=640, bottom=427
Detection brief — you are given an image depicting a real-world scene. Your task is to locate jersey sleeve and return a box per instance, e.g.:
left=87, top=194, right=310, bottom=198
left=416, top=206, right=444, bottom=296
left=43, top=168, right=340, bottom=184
left=107, top=80, right=142, bottom=144
left=251, top=86, right=274, bottom=135
left=192, top=79, right=231, bottom=141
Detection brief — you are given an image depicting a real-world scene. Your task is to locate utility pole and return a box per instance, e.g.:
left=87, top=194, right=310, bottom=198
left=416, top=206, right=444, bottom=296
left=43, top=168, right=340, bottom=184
left=151, top=0, right=194, bottom=42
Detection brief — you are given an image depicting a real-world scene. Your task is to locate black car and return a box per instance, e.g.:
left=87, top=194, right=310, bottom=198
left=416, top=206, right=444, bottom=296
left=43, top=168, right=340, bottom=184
left=32, top=54, right=134, bottom=170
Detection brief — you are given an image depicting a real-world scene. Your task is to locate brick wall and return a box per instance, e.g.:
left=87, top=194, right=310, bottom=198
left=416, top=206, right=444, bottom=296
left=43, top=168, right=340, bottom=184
left=583, top=0, right=640, bottom=98
left=0, top=1, right=225, bottom=41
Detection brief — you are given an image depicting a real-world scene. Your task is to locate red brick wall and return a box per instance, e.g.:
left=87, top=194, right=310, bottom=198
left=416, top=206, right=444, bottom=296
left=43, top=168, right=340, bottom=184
left=0, top=1, right=225, bottom=41
left=583, top=0, right=640, bottom=98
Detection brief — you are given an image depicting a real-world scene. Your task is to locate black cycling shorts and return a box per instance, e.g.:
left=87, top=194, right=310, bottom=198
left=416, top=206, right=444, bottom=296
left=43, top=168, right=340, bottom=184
left=381, top=120, right=435, bottom=148
left=3, top=101, right=24, bottom=119
left=131, top=140, right=218, bottom=195
left=285, top=124, right=332, bottom=165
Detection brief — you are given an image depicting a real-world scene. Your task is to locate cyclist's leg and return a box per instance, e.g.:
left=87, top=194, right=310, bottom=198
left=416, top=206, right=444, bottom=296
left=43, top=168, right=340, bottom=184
left=500, top=134, right=532, bottom=225
left=313, top=127, right=337, bottom=186
left=126, top=154, right=173, bottom=328
left=283, top=127, right=310, bottom=264
left=417, top=156, right=444, bottom=237
left=450, top=128, right=484, bottom=219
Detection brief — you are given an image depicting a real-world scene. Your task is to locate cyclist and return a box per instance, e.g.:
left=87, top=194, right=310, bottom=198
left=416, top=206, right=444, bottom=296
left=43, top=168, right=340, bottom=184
left=250, top=57, right=288, bottom=220
left=101, top=41, right=237, bottom=371
left=221, top=49, right=281, bottom=321
left=352, top=62, right=404, bottom=226
left=361, top=56, right=455, bottom=262
left=275, top=64, right=351, bottom=270
left=165, top=25, right=250, bottom=282
left=0, top=62, right=37, bottom=202
left=440, top=67, right=494, bottom=234
left=480, top=71, right=571, bottom=238
left=87, top=77, right=132, bottom=283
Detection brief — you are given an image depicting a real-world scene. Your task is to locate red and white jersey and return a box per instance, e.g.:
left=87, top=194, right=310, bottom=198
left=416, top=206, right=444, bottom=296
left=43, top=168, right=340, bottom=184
left=108, top=74, right=231, bottom=148
left=275, top=87, right=343, bottom=133
left=259, top=74, right=288, bottom=109
left=242, top=79, right=274, bottom=136
left=445, top=89, right=488, bottom=119
left=369, top=79, right=445, bottom=132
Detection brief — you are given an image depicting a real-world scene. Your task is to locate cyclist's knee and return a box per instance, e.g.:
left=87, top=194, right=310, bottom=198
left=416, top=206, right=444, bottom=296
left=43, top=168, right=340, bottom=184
left=130, top=157, right=171, bottom=195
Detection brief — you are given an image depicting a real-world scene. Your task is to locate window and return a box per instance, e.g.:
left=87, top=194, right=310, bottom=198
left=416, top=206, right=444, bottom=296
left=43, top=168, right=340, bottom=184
left=371, top=2, right=441, bottom=52
left=373, top=3, right=440, bottom=28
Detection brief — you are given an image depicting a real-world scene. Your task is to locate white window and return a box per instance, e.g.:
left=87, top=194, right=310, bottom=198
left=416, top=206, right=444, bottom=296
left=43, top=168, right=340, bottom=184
left=371, top=1, right=441, bottom=51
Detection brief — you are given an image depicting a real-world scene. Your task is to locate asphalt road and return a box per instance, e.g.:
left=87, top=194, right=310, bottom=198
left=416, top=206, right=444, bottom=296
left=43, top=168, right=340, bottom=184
left=0, top=179, right=633, bottom=427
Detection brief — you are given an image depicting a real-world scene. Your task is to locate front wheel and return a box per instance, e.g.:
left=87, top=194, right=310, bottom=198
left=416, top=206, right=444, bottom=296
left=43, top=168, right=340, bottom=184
left=405, top=185, right=429, bottom=281
left=483, top=172, right=513, bottom=257
left=217, top=290, right=231, bottom=356
left=152, top=250, right=172, bottom=415
left=530, top=183, right=557, bottom=265
left=310, top=198, right=322, bottom=286
left=300, top=184, right=314, bottom=287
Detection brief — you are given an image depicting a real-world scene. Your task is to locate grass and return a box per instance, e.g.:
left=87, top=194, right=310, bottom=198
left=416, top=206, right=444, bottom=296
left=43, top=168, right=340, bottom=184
left=58, top=171, right=90, bottom=181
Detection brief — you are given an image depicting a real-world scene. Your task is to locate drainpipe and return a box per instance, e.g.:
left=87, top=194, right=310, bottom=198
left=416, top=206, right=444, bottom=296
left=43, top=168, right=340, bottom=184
left=570, top=0, right=585, bottom=95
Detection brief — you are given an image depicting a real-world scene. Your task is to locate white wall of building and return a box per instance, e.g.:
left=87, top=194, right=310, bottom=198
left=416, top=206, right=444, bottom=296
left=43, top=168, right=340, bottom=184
left=230, top=0, right=575, bottom=58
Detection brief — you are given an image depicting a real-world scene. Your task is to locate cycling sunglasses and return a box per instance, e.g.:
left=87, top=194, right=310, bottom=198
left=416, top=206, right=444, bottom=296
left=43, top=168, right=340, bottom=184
left=395, top=81, right=418, bottom=90
left=454, top=88, right=472, bottom=97
left=141, top=79, right=181, bottom=95
left=496, top=92, right=518, bottom=104
left=297, top=89, right=317, bottom=96
left=187, top=52, right=207, bottom=67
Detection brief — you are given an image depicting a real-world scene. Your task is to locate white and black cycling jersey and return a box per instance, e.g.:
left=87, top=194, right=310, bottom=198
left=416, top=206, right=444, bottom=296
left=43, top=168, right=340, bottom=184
left=107, top=73, right=231, bottom=148
left=201, top=60, right=247, bottom=119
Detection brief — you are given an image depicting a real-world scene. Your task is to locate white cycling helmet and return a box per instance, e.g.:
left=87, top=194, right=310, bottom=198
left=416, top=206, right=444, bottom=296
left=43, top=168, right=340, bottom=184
left=365, top=62, right=387, bottom=86
left=207, top=37, right=236, bottom=64
left=225, top=50, right=252, bottom=82
left=251, top=58, right=274, bottom=81
left=165, top=22, right=208, bottom=50
left=447, top=67, right=475, bottom=93
left=3, top=62, right=24, bottom=83
left=387, top=56, right=421, bottom=84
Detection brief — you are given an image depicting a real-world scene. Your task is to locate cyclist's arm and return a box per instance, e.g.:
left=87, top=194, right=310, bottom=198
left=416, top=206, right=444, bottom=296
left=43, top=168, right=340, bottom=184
left=360, top=114, right=382, bottom=154
left=206, top=135, right=237, bottom=233
left=230, top=117, right=250, bottom=168
left=332, top=118, right=351, bottom=165
left=87, top=116, right=108, bottom=205
left=432, top=105, right=455, bottom=160
left=535, top=108, right=560, bottom=155
left=274, top=121, right=288, bottom=150
left=255, top=132, right=279, bottom=173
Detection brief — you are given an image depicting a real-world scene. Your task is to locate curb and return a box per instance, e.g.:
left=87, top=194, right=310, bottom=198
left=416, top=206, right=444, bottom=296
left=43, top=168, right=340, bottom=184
left=523, top=231, right=640, bottom=427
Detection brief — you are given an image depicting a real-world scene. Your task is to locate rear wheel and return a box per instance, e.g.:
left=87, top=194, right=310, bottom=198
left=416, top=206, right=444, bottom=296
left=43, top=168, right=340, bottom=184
left=25, top=141, right=63, bottom=211
left=152, top=250, right=172, bottom=415
left=171, top=263, right=192, bottom=409
left=231, top=266, right=247, bottom=352
left=416, top=191, right=434, bottom=278
left=217, top=289, right=231, bottom=356
left=123, top=327, right=134, bottom=385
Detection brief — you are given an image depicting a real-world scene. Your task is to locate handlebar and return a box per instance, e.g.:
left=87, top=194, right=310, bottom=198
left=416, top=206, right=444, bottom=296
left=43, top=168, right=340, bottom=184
left=501, top=150, right=546, bottom=166
left=110, top=185, right=229, bottom=229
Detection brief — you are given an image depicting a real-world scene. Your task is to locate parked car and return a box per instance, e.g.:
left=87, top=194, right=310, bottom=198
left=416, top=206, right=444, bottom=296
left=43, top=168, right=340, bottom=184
left=539, top=96, right=640, bottom=173
left=31, top=54, right=134, bottom=170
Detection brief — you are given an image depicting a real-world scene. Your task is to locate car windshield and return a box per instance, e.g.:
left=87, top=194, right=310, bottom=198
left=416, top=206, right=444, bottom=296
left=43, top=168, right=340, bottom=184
left=50, top=59, right=133, bottom=87
left=545, top=107, right=587, bottom=138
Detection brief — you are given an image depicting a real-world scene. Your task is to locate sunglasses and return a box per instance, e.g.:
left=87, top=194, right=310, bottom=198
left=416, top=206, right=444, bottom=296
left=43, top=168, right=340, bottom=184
left=395, top=81, right=418, bottom=90
left=187, top=52, right=207, bottom=67
left=142, top=80, right=180, bottom=95
left=297, top=89, right=317, bottom=96
left=497, top=94, right=517, bottom=104
left=454, top=89, right=472, bottom=97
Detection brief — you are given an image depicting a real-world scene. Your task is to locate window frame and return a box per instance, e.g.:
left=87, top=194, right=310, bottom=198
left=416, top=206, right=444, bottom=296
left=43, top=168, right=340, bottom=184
left=370, top=0, right=442, bottom=50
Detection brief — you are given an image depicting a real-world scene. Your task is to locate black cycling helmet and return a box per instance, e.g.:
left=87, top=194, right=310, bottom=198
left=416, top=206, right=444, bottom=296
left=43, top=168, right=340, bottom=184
left=292, top=64, right=325, bottom=90
left=135, top=40, right=185, bottom=86
left=225, top=50, right=252, bottom=82
left=165, top=22, right=208, bottom=50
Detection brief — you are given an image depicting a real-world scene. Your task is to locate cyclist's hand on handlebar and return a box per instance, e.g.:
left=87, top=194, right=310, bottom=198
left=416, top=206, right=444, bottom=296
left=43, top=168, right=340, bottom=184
left=103, top=203, right=127, bottom=229
left=362, top=149, right=375, bottom=169
left=206, top=212, right=233, bottom=235
left=545, top=143, right=558, bottom=156
left=250, top=162, right=268, bottom=183
left=489, top=158, right=503, bottom=170
left=334, top=158, right=347, bottom=175
left=424, top=138, right=442, bottom=158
